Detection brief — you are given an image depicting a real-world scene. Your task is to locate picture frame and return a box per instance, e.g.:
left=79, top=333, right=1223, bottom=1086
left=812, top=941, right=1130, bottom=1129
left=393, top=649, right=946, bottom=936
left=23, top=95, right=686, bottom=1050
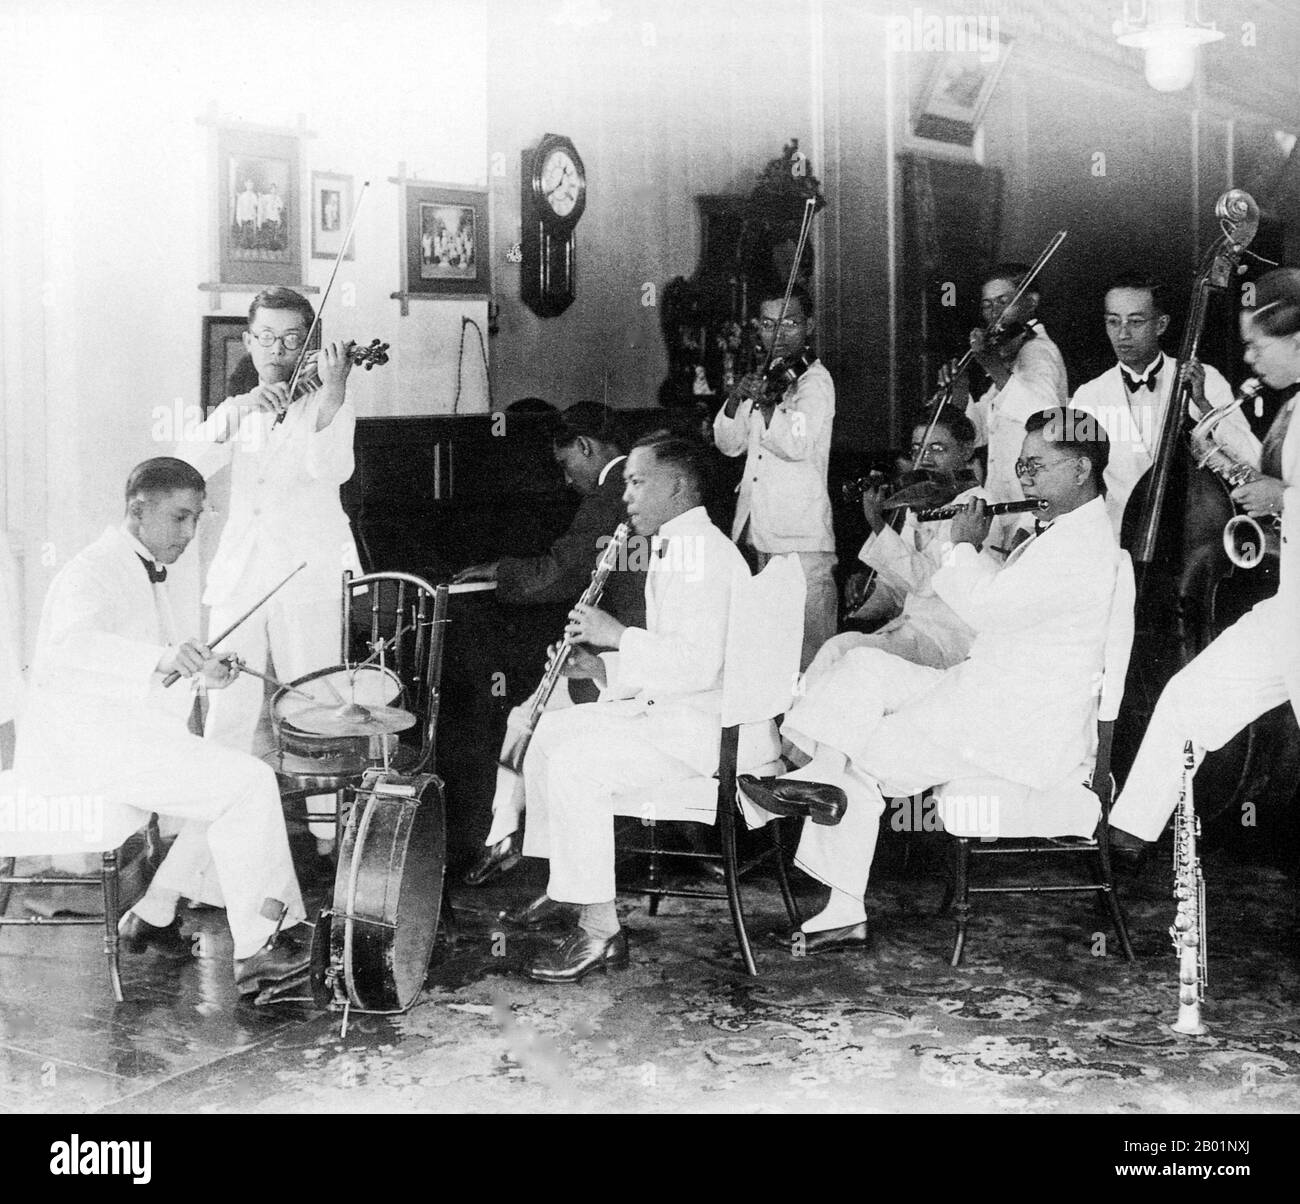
left=311, top=170, right=354, bottom=261
left=200, top=315, right=321, bottom=414
left=216, top=125, right=302, bottom=285
left=912, top=37, right=1014, bottom=147
left=201, top=316, right=254, bottom=415
left=401, top=182, right=490, bottom=298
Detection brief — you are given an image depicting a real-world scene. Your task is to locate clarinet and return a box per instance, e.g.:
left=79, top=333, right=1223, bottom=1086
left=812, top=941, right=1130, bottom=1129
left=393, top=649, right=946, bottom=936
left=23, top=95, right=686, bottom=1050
left=913, top=498, right=1048, bottom=523
left=498, top=522, right=631, bottom=774
left=1170, top=739, right=1209, bottom=1035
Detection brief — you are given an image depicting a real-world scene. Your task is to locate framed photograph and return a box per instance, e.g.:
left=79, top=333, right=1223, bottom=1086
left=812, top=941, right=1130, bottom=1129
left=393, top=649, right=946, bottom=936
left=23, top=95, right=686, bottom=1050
left=402, top=183, right=490, bottom=297
left=311, top=170, right=354, bottom=261
left=216, top=125, right=301, bottom=284
left=912, top=37, right=1013, bottom=147
left=201, top=316, right=254, bottom=415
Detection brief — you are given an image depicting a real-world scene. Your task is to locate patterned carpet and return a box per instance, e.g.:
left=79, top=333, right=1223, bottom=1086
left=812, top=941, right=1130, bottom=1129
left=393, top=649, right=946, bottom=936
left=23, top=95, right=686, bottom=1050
left=80, top=836, right=1300, bottom=1115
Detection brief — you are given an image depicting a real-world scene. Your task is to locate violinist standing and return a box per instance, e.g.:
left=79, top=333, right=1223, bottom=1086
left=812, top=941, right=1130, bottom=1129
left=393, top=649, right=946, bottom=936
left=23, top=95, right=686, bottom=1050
left=178, top=286, right=362, bottom=851
left=713, top=283, right=836, bottom=669
left=942, top=263, right=1068, bottom=553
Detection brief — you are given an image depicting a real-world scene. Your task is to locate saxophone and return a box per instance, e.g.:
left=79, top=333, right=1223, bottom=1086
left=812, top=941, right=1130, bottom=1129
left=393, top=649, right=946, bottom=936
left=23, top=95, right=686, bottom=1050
left=498, top=522, right=631, bottom=774
left=1188, top=377, right=1279, bottom=569
left=1170, top=740, right=1208, bottom=1036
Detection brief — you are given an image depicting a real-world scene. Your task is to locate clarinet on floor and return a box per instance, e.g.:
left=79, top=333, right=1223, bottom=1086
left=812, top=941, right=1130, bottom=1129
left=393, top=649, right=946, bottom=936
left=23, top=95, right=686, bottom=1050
left=1170, top=739, right=1208, bottom=1035
left=498, top=522, right=631, bottom=774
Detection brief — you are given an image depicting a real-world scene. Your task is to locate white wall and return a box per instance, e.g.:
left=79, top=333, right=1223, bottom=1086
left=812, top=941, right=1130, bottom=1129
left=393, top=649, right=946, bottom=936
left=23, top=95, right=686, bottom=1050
left=0, top=0, right=489, bottom=652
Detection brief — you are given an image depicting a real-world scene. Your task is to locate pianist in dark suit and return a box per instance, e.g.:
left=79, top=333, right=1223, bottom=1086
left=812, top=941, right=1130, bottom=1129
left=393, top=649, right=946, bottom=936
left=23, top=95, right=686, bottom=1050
left=455, top=402, right=648, bottom=885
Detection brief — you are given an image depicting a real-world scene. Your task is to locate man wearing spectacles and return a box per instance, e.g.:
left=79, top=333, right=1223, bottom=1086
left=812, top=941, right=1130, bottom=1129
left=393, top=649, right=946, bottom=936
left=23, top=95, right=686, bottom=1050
left=178, top=286, right=362, bottom=856
left=941, top=262, right=1068, bottom=551
left=740, top=409, right=1119, bottom=952
left=821, top=409, right=989, bottom=680
left=713, top=282, right=837, bottom=670
left=1069, top=272, right=1259, bottom=533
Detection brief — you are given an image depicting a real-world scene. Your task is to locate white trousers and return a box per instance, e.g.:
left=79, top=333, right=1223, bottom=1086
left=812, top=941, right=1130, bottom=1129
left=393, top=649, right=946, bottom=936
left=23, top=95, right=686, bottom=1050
left=1111, top=599, right=1297, bottom=841
left=804, top=624, right=953, bottom=688
left=521, top=704, right=700, bottom=904
left=755, top=549, right=837, bottom=671
left=785, top=648, right=989, bottom=909
left=484, top=682, right=575, bottom=847
left=204, top=593, right=341, bottom=837
left=45, top=727, right=304, bottom=959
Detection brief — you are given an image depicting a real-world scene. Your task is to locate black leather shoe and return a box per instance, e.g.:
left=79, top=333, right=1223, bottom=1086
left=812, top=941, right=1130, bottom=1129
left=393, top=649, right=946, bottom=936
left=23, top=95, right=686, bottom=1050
left=738, top=775, right=848, bottom=825
left=118, top=911, right=191, bottom=960
left=234, top=925, right=313, bottom=997
left=463, top=832, right=523, bottom=887
left=527, top=928, right=629, bottom=984
left=499, top=892, right=570, bottom=930
left=769, top=920, right=870, bottom=955
left=1098, top=822, right=1148, bottom=874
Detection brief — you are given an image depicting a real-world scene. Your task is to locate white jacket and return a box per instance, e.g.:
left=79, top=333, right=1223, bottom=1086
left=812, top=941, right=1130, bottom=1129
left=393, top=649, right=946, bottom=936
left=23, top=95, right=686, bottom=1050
left=15, top=527, right=193, bottom=780
left=178, top=390, right=362, bottom=607
left=1070, top=354, right=1261, bottom=534
left=921, top=495, right=1121, bottom=788
left=966, top=322, right=1069, bottom=507
left=712, top=360, right=836, bottom=553
left=597, top=507, right=766, bottom=774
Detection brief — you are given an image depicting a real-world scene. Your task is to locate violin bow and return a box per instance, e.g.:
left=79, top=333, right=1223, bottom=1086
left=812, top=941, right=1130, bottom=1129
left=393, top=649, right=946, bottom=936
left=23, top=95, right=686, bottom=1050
left=755, top=197, right=818, bottom=384
left=275, top=179, right=372, bottom=425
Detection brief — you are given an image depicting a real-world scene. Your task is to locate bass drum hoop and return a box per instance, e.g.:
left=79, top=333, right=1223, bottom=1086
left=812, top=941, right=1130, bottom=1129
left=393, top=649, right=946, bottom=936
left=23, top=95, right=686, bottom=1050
left=328, top=769, right=446, bottom=1013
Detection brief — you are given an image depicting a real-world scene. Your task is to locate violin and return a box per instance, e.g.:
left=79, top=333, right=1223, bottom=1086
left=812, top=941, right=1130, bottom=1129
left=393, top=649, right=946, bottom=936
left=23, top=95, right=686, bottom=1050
left=287, top=338, right=390, bottom=402
left=731, top=351, right=812, bottom=410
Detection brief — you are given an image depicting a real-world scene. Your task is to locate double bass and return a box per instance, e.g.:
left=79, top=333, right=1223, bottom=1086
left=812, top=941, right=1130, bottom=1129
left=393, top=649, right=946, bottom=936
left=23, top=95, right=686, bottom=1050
left=1118, top=189, right=1296, bottom=827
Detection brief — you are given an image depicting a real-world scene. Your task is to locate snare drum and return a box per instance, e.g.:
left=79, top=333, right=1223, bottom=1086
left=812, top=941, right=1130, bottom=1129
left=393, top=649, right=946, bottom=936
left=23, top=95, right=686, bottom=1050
left=270, top=663, right=405, bottom=774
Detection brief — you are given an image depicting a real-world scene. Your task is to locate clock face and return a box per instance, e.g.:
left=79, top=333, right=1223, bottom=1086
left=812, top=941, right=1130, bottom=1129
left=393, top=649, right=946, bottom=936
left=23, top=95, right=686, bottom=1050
left=540, top=148, right=583, bottom=218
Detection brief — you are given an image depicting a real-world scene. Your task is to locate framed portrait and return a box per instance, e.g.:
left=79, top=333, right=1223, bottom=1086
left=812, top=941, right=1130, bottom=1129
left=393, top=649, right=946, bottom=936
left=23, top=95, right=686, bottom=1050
left=216, top=126, right=301, bottom=284
left=201, top=316, right=254, bottom=415
left=312, top=170, right=354, bottom=261
left=402, top=183, right=490, bottom=297
left=912, top=37, right=1013, bottom=147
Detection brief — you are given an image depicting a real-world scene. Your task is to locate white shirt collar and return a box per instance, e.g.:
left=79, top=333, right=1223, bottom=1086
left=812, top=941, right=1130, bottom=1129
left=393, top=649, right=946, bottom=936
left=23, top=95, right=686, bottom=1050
left=1118, top=354, right=1164, bottom=382
left=118, top=523, right=162, bottom=568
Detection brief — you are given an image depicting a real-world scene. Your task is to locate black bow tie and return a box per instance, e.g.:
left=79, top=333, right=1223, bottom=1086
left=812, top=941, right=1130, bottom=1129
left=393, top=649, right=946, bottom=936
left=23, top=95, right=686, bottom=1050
left=137, top=554, right=167, bottom=584
left=1122, top=364, right=1160, bottom=392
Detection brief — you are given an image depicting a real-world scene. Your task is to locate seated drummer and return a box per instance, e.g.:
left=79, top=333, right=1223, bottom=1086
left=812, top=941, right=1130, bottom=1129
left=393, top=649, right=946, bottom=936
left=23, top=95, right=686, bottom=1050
left=824, top=407, right=989, bottom=678
left=512, top=434, right=751, bottom=984
left=454, top=403, right=647, bottom=886
left=740, top=410, right=1120, bottom=952
left=12, top=459, right=311, bottom=1000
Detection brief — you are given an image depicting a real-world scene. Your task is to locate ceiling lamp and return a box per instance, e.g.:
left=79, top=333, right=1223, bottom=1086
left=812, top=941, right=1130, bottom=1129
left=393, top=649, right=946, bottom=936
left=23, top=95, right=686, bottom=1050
left=1113, top=0, right=1225, bottom=92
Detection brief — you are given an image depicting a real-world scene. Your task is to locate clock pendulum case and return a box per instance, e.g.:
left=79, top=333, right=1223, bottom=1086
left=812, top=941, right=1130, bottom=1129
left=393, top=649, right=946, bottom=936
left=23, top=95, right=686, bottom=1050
left=521, top=133, right=587, bottom=317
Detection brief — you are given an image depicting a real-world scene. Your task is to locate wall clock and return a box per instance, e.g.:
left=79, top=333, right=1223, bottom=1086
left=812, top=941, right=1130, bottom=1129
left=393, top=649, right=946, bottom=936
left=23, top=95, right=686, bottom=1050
left=521, top=133, right=586, bottom=317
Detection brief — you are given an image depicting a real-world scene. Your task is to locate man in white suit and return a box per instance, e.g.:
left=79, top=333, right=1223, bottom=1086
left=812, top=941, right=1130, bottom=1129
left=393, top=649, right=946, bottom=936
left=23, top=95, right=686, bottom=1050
left=13, top=459, right=310, bottom=998
left=518, top=434, right=754, bottom=984
left=1070, top=272, right=1259, bottom=534
left=1109, top=269, right=1300, bottom=851
left=742, top=409, right=1120, bottom=951
left=817, top=408, right=989, bottom=680
left=179, top=286, right=361, bottom=851
left=713, top=283, right=836, bottom=670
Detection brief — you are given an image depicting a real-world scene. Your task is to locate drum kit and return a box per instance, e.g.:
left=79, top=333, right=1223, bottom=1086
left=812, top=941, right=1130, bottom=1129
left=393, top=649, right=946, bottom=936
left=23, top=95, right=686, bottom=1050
left=242, top=584, right=507, bottom=1022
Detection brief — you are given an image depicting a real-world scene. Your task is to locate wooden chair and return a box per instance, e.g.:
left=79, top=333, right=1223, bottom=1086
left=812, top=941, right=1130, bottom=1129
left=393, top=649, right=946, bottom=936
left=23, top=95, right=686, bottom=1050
left=934, top=552, right=1138, bottom=967
left=0, top=771, right=160, bottom=1001
left=269, top=571, right=449, bottom=838
left=612, top=554, right=806, bottom=975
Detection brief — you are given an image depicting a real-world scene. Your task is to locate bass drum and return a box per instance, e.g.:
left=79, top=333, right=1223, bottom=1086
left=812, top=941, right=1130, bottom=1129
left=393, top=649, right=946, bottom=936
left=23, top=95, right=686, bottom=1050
left=312, top=769, right=447, bottom=1013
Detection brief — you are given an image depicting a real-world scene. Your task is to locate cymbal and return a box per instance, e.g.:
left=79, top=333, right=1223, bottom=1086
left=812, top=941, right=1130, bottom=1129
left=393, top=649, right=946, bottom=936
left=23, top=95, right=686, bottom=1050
left=281, top=701, right=416, bottom=737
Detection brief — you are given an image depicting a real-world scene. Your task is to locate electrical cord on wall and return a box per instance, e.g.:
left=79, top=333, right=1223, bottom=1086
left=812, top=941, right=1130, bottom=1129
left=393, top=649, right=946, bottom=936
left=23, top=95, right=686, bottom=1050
left=453, top=316, right=491, bottom=415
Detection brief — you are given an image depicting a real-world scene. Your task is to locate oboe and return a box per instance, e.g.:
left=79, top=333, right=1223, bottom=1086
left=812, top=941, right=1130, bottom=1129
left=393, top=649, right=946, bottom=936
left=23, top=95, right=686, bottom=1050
left=913, top=498, right=1048, bottom=523
left=498, top=523, right=631, bottom=774
left=1170, top=739, right=1209, bottom=1036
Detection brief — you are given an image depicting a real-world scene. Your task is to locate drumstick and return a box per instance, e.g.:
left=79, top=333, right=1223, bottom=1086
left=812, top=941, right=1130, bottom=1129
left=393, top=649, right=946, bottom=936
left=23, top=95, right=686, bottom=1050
left=162, top=562, right=307, bottom=687
left=224, top=656, right=315, bottom=701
